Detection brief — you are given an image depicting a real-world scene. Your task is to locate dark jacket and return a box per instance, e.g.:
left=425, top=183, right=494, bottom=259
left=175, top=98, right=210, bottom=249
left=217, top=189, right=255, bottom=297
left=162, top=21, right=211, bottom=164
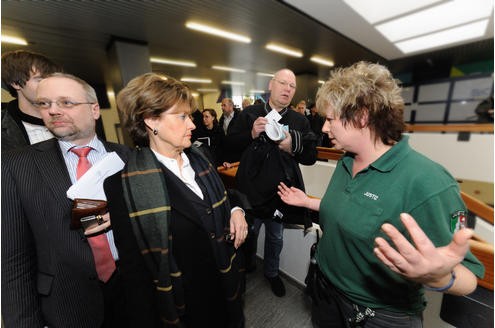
left=1, top=99, right=45, bottom=152
left=229, top=103, right=317, bottom=227
left=221, top=110, right=242, bottom=163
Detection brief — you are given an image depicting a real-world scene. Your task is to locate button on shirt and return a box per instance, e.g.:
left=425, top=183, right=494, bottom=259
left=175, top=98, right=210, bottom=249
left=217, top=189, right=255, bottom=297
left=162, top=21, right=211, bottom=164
left=59, top=135, right=119, bottom=260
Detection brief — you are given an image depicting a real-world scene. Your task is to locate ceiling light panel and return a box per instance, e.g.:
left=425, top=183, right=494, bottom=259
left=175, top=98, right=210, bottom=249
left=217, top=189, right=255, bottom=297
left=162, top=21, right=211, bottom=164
left=250, top=89, right=266, bottom=94
left=185, top=21, right=251, bottom=43
left=1, top=35, right=28, bottom=45
left=343, top=0, right=445, bottom=24
left=221, top=80, right=245, bottom=86
left=265, top=43, right=303, bottom=57
left=376, top=0, right=493, bottom=42
left=181, top=77, right=212, bottom=83
left=212, top=65, right=246, bottom=73
left=395, top=19, right=489, bottom=53
left=310, top=56, right=334, bottom=67
left=150, top=57, right=196, bottom=67
left=256, top=72, right=274, bottom=77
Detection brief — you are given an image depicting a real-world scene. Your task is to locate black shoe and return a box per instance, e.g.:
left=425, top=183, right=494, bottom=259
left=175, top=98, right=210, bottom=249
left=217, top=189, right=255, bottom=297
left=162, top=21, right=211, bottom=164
left=265, top=274, right=286, bottom=297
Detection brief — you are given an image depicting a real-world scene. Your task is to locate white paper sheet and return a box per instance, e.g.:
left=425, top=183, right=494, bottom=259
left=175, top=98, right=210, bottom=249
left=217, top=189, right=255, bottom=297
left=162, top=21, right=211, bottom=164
left=66, top=152, right=125, bottom=201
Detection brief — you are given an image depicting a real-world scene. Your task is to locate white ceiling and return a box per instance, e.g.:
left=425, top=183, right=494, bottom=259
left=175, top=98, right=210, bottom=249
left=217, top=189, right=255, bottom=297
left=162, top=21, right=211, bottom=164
left=284, top=0, right=494, bottom=60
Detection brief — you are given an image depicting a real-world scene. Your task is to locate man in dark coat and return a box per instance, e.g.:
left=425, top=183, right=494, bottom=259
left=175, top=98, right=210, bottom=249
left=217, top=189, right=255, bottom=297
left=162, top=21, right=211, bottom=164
left=228, top=68, right=317, bottom=297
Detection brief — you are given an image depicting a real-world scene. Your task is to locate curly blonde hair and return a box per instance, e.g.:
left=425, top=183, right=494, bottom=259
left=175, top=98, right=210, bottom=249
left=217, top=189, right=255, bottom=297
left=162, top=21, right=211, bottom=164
left=316, top=61, right=405, bottom=145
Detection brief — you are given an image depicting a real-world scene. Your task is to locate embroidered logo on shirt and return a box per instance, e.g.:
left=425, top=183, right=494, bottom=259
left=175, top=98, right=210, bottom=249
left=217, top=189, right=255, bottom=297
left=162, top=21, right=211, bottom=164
left=450, top=210, right=467, bottom=232
left=363, top=191, right=379, bottom=201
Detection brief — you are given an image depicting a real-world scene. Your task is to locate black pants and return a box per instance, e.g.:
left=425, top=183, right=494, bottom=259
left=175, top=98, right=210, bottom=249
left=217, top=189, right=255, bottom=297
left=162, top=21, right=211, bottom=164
left=310, top=266, right=423, bottom=328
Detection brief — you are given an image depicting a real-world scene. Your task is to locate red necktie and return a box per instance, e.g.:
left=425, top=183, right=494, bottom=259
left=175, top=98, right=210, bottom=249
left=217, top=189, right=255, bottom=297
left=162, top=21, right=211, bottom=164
left=71, top=147, right=116, bottom=282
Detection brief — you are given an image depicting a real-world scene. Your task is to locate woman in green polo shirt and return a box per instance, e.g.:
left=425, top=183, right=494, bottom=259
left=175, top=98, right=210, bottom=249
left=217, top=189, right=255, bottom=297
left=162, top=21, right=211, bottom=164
left=277, top=61, right=484, bottom=328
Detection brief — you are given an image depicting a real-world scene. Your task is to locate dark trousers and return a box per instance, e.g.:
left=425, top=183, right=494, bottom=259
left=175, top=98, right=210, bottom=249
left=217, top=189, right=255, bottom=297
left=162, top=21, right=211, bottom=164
left=311, top=266, right=423, bottom=328
left=101, top=269, right=127, bottom=328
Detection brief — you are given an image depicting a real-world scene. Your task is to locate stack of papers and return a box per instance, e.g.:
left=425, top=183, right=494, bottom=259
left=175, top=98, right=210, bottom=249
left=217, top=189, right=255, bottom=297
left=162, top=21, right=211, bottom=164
left=265, top=109, right=288, bottom=141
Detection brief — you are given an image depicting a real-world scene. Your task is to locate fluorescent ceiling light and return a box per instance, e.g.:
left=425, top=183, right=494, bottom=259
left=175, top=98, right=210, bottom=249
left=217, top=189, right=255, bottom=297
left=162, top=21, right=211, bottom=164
left=181, top=77, right=212, bottom=83
left=344, top=0, right=444, bottom=24
left=1, top=35, right=28, bottom=45
left=265, top=43, right=303, bottom=57
left=197, top=88, right=219, bottom=92
left=221, top=80, right=245, bottom=86
left=250, top=89, right=265, bottom=94
left=256, top=72, right=274, bottom=77
left=150, top=57, right=196, bottom=67
left=192, top=92, right=199, bottom=97
left=185, top=21, right=251, bottom=43
left=310, top=56, right=334, bottom=67
left=376, top=0, right=493, bottom=42
left=212, top=65, right=246, bottom=73
left=318, top=80, right=326, bottom=84
left=395, top=19, right=489, bottom=53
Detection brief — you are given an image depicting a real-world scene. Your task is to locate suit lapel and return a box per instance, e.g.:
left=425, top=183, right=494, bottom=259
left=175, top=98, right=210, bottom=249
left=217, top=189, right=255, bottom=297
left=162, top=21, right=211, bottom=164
left=32, top=139, right=73, bottom=207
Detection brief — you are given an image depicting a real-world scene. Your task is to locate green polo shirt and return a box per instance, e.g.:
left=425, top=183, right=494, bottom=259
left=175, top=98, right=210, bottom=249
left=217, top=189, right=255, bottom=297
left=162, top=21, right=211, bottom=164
left=316, top=135, right=484, bottom=314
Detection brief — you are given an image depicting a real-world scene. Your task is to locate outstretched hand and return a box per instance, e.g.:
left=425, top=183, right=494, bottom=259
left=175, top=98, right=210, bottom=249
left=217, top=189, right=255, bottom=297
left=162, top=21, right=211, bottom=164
left=277, top=182, right=308, bottom=207
left=374, top=213, right=473, bottom=286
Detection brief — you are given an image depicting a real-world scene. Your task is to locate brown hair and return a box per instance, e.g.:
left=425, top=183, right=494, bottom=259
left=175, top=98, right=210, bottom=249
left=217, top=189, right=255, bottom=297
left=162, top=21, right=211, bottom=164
left=316, top=61, right=405, bottom=145
left=1, top=50, right=62, bottom=97
left=116, top=73, right=195, bottom=146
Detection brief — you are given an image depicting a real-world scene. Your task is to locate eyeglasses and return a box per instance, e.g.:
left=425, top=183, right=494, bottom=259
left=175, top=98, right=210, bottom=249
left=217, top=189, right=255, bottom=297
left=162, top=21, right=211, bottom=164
left=272, top=78, right=296, bottom=90
left=32, top=99, right=95, bottom=110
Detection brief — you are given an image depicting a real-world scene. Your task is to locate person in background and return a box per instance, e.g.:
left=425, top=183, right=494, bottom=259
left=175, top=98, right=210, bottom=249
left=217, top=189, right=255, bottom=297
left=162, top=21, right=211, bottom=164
left=198, top=108, right=225, bottom=166
left=1, top=50, right=62, bottom=151
left=221, top=98, right=243, bottom=163
left=296, top=100, right=307, bottom=115
left=242, top=98, right=252, bottom=110
left=474, top=95, right=494, bottom=123
left=219, top=98, right=239, bottom=135
left=306, top=102, right=330, bottom=147
left=277, top=61, right=484, bottom=327
left=228, top=68, right=317, bottom=297
left=106, top=73, right=247, bottom=327
left=2, top=73, right=130, bottom=328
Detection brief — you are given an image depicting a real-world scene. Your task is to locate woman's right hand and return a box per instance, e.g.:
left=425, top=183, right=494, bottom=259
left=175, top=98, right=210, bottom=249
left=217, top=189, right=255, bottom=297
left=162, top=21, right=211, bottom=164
left=277, top=182, right=309, bottom=207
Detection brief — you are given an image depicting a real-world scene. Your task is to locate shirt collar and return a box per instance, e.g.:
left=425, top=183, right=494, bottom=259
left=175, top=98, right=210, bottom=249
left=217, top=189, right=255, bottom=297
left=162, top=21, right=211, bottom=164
left=59, top=135, right=103, bottom=154
left=342, top=135, right=411, bottom=173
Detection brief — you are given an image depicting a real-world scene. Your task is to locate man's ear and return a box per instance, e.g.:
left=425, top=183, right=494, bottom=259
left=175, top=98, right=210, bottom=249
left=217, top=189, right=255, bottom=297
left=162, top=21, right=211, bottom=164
left=92, top=103, right=101, bottom=120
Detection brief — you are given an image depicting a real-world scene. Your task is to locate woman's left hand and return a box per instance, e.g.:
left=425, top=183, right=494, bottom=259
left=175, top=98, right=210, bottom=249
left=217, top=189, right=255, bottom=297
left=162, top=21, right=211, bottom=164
left=374, top=213, right=473, bottom=287
left=230, top=209, right=248, bottom=249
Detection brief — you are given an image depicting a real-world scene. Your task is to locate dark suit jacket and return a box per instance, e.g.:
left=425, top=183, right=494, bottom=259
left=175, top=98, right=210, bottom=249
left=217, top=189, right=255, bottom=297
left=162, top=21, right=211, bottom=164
left=104, top=158, right=244, bottom=327
left=1, top=138, right=130, bottom=328
left=220, top=110, right=243, bottom=163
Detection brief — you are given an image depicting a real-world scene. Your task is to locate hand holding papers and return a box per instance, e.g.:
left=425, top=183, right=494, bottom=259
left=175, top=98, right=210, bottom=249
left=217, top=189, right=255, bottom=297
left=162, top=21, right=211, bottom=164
left=67, top=152, right=125, bottom=201
left=265, top=109, right=288, bottom=141
left=67, top=152, right=125, bottom=230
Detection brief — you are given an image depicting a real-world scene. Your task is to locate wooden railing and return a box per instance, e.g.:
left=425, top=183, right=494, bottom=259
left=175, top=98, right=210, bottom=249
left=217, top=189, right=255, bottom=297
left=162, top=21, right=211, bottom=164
left=404, top=123, right=493, bottom=133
